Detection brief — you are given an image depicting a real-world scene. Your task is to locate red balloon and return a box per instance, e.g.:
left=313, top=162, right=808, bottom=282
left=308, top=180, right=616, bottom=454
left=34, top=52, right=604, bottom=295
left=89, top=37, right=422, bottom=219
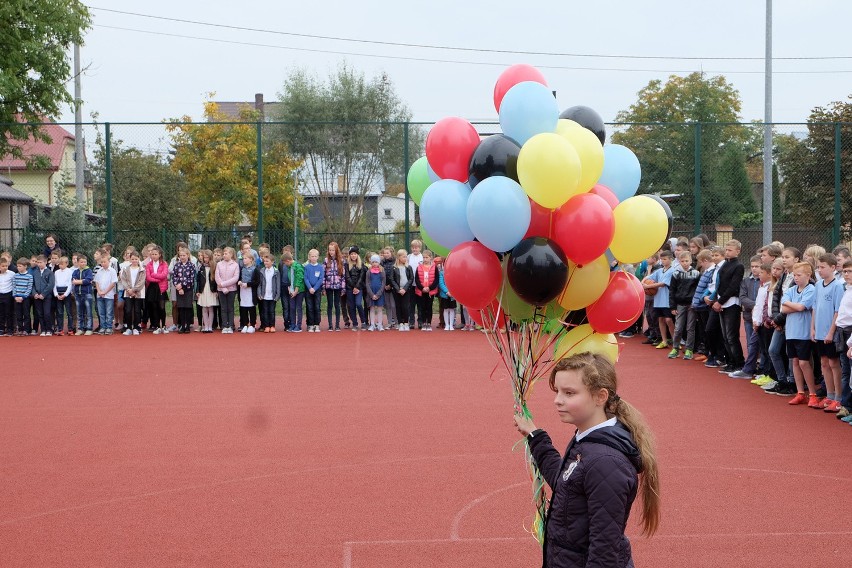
left=523, top=199, right=555, bottom=239
left=551, top=193, right=615, bottom=266
left=425, top=117, right=480, bottom=182
left=444, top=241, right=503, bottom=309
left=589, top=184, right=619, bottom=209
left=587, top=272, right=645, bottom=334
left=493, top=64, right=548, bottom=113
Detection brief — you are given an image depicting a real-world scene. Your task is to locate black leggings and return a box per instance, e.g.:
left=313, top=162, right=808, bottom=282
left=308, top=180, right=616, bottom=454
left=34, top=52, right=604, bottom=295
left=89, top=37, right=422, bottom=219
left=124, top=297, right=142, bottom=330
left=145, top=284, right=165, bottom=328
left=326, top=288, right=342, bottom=328
left=418, top=294, right=433, bottom=327
left=395, top=291, right=410, bottom=324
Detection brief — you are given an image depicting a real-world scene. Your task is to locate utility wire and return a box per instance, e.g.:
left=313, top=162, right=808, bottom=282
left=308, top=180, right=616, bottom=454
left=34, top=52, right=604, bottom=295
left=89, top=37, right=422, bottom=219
left=95, top=25, right=852, bottom=74
left=90, top=6, right=852, bottom=61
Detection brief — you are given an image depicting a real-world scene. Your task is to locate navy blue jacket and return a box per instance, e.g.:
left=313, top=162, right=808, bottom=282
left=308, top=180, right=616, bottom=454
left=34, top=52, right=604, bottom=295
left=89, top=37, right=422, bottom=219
left=529, top=421, right=642, bottom=568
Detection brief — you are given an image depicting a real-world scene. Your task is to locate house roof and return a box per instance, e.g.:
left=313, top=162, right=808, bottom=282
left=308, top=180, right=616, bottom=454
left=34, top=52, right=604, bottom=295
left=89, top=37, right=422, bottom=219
left=215, top=101, right=283, bottom=121
left=0, top=175, right=34, bottom=202
left=0, top=121, right=75, bottom=171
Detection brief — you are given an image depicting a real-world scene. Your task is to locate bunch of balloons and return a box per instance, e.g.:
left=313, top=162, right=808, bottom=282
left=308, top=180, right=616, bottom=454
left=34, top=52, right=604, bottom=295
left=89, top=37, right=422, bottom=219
left=408, top=64, right=672, bottom=357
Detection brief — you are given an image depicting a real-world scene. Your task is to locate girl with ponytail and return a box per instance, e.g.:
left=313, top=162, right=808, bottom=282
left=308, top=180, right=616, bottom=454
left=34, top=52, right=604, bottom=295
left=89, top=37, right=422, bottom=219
left=514, top=352, right=660, bottom=567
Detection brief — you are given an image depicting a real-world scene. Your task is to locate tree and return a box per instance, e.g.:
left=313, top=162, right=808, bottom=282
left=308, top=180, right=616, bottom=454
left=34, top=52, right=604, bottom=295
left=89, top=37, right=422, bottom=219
left=270, top=64, right=423, bottom=237
left=775, top=96, right=851, bottom=237
left=612, top=72, right=757, bottom=227
left=166, top=100, right=302, bottom=229
left=0, top=0, right=91, bottom=161
left=89, top=126, right=192, bottom=242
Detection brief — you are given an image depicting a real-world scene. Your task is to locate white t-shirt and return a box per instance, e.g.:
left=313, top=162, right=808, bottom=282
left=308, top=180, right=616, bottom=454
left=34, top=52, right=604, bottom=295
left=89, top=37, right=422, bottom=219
left=408, top=253, right=423, bottom=271
left=262, top=267, right=275, bottom=301
left=93, top=267, right=118, bottom=299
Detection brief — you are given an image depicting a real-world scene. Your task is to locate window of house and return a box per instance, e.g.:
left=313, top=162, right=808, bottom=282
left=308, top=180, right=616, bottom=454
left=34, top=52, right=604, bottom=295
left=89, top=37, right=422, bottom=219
left=383, top=208, right=392, bottom=218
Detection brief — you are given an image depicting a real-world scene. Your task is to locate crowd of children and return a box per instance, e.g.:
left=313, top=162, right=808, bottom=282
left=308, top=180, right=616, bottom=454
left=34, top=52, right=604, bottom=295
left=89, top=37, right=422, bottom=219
left=631, top=235, right=852, bottom=425
left=0, top=235, right=480, bottom=339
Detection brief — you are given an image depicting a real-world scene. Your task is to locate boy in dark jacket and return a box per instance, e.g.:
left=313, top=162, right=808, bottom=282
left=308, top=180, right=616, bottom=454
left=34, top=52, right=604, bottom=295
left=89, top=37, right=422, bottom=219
left=380, top=247, right=397, bottom=329
left=730, top=256, right=764, bottom=379
left=711, top=240, right=746, bottom=373
left=71, top=254, right=94, bottom=335
left=32, top=255, right=55, bottom=336
left=668, top=251, right=700, bottom=359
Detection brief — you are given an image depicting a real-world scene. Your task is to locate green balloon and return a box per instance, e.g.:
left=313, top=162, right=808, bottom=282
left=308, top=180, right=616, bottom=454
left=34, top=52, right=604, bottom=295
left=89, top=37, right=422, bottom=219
left=420, top=227, right=450, bottom=257
left=500, top=256, right=535, bottom=322
left=407, top=156, right=431, bottom=206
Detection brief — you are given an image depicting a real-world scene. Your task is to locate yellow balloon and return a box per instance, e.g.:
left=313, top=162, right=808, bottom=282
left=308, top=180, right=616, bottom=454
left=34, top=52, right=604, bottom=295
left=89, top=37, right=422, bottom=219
left=555, top=119, right=581, bottom=136
left=557, top=125, right=604, bottom=193
left=517, top=133, right=582, bottom=209
left=609, top=195, right=668, bottom=264
left=556, top=256, right=611, bottom=310
left=554, top=323, right=619, bottom=363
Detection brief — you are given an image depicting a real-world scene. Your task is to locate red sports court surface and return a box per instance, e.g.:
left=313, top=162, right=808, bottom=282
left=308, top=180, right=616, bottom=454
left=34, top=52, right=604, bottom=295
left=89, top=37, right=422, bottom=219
left=1, top=331, right=849, bottom=567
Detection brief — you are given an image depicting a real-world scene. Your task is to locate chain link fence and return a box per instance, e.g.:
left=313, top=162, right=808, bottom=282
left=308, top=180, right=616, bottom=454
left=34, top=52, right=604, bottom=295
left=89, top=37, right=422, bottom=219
left=1, top=120, right=849, bottom=259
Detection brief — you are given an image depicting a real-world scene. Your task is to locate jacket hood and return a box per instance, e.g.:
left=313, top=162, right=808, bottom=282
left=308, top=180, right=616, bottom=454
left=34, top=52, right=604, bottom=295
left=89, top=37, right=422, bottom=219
left=581, top=421, right=643, bottom=473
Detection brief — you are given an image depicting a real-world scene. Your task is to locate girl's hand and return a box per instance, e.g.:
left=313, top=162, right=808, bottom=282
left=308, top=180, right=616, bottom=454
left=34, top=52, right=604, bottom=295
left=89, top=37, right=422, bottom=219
left=399, top=289, right=406, bottom=296
left=514, top=414, right=537, bottom=437
left=423, top=287, right=429, bottom=293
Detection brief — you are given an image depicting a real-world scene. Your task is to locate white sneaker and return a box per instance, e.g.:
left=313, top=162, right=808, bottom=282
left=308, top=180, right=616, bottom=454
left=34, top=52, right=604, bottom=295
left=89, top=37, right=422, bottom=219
left=368, top=325, right=375, bottom=332
left=167, top=324, right=178, bottom=332
left=44, top=331, right=52, bottom=336
left=247, top=326, right=255, bottom=334
left=162, top=327, right=169, bottom=334
left=378, top=325, right=384, bottom=332
left=240, top=326, right=247, bottom=333
left=153, top=328, right=162, bottom=335
left=132, top=329, right=140, bottom=336
left=123, top=329, right=132, bottom=336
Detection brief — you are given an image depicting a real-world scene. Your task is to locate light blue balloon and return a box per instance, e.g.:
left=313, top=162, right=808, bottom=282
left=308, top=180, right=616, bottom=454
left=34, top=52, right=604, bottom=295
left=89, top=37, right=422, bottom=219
left=426, top=160, right=441, bottom=183
left=498, top=81, right=559, bottom=146
left=466, top=177, right=531, bottom=252
left=419, top=179, right=474, bottom=250
left=598, top=144, right=641, bottom=202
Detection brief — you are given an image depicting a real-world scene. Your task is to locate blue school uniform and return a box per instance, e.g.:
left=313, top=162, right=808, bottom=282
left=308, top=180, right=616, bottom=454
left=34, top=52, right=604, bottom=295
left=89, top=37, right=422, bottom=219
left=813, top=277, right=844, bottom=341
left=781, top=283, right=815, bottom=340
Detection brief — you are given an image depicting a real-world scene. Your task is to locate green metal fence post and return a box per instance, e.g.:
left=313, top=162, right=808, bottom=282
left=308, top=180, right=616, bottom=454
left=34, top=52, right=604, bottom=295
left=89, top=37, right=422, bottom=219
left=403, top=123, right=410, bottom=247
left=256, top=121, right=264, bottom=243
left=105, top=122, right=113, bottom=243
left=694, top=122, right=702, bottom=236
left=161, top=227, right=166, bottom=249
left=833, top=122, right=841, bottom=247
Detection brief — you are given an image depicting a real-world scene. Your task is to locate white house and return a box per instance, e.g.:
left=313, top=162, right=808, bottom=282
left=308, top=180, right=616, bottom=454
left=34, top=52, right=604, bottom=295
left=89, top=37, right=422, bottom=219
left=377, top=193, right=415, bottom=233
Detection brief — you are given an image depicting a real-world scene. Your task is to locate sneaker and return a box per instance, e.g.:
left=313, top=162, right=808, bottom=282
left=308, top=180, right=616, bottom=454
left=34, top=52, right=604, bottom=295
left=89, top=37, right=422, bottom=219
left=693, top=354, right=707, bottom=362
left=760, top=379, right=779, bottom=391
left=841, top=414, right=852, bottom=424
left=123, top=329, right=132, bottom=336
left=368, top=325, right=375, bottom=332
left=132, top=329, right=140, bottom=336
left=84, top=330, right=93, bottom=336
left=729, top=370, right=754, bottom=380
left=807, top=395, right=823, bottom=409
left=683, top=350, right=693, bottom=360
left=704, top=359, right=720, bottom=368
left=837, top=407, right=851, bottom=419
left=618, top=331, right=635, bottom=338
left=776, top=383, right=798, bottom=397
left=641, top=338, right=656, bottom=345
left=823, top=400, right=841, bottom=413
left=44, top=331, right=52, bottom=337
left=153, top=327, right=162, bottom=335
left=167, top=324, right=178, bottom=332
left=718, top=365, right=737, bottom=374
left=655, top=341, right=669, bottom=349
left=667, top=349, right=679, bottom=359
left=247, top=326, right=255, bottom=334
left=162, top=327, right=169, bottom=334
left=377, top=325, right=384, bottom=332
left=788, top=392, right=808, bottom=405
left=292, top=328, right=302, bottom=333
left=335, top=326, right=341, bottom=332
left=75, top=330, right=84, bottom=336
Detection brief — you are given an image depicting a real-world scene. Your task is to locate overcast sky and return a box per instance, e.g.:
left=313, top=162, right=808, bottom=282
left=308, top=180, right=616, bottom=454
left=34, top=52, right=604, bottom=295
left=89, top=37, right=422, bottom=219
left=61, top=0, right=852, bottom=129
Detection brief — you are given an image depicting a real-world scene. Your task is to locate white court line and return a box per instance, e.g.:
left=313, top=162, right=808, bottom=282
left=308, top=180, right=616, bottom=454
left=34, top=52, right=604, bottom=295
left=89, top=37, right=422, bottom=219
left=449, top=482, right=527, bottom=541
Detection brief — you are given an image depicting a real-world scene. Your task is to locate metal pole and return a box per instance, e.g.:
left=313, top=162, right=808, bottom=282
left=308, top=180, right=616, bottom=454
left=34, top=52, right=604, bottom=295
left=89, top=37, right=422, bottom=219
left=834, top=122, right=842, bottom=247
left=105, top=122, right=112, bottom=243
left=256, top=122, right=263, bottom=243
left=762, top=0, right=774, bottom=245
left=694, top=123, right=702, bottom=236
left=73, top=43, right=85, bottom=209
left=403, top=123, right=410, bottom=247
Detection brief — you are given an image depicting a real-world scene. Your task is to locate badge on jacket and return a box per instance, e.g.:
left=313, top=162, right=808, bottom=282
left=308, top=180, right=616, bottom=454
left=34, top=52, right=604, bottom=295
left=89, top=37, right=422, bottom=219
left=562, top=456, right=580, bottom=481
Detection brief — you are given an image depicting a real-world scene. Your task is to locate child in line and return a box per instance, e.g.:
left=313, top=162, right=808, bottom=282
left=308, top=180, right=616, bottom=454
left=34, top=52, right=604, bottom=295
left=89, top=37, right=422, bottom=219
left=27, top=255, right=38, bottom=333
left=90, top=249, right=103, bottom=331
left=215, top=247, right=239, bottom=334
left=93, top=253, right=118, bottom=335
left=407, top=240, right=424, bottom=329
left=238, top=251, right=260, bottom=333
left=640, top=253, right=660, bottom=345
left=392, top=249, right=414, bottom=332
left=344, top=247, right=365, bottom=331
left=145, top=246, right=169, bottom=334
left=782, top=262, right=818, bottom=406
left=381, top=246, right=397, bottom=329
left=749, top=263, right=776, bottom=385
left=258, top=254, right=280, bottom=332
left=765, top=247, right=802, bottom=396
left=195, top=249, right=218, bottom=334
left=323, top=242, right=345, bottom=332
left=72, top=254, right=94, bottom=335
left=415, top=250, right=438, bottom=331
left=702, top=246, right=727, bottom=369
left=53, top=256, right=73, bottom=335
left=365, top=254, right=386, bottom=331
left=812, top=253, right=844, bottom=412
left=116, top=247, right=133, bottom=332
left=32, top=255, right=54, bottom=337
left=13, top=258, right=34, bottom=335
left=0, top=257, right=12, bottom=336
left=668, top=251, right=699, bottom=359
left=835, top=259, right=852, bottom=419
left=173, top=246, right=197, bottom=334
left=304, top=249, right=324, bottom=333
left=436, top=256, right=456, bottom=331
left=120, top=251, right=146, bottom=335
left=280, top=251, right=303, bottom=333
left=645, top=250, right=675, bottom=349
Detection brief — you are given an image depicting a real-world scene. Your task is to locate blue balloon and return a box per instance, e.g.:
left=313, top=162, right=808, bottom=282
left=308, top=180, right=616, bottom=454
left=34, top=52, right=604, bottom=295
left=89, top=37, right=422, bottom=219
left=466, top=177, right=531, bottom=252
left=498, top=81, right=559, bottom=146
left=598, top=144, right=641, bottom=202
left=426, top=160, right=441, bottom=183
left=419, top=179, right=474, bottom=250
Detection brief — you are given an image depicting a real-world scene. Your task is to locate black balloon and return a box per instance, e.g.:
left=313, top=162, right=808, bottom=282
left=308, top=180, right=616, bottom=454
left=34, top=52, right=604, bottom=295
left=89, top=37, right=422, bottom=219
left=507, top=237, right=569, bottom=306
left=559, top=105, right=606, bottom=145
left=646, top=194, right=674, bottom=244
left=468, top=134, right=521, bottom=189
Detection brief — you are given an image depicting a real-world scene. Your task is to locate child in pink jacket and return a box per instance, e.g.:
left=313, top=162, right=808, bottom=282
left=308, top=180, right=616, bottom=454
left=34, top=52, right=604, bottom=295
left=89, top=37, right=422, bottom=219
left=145, top=245, right=169, bottom=333
left=215, top=246, right=240, bottom=333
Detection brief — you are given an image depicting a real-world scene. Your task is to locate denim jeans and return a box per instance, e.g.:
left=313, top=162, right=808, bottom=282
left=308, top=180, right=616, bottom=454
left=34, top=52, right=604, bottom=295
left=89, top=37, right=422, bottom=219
left=96, top=296, right=114, bottom=330
left=347, top=290, right=366, bottom=327
left=741, top=321, right=762, bottom=375
left=76, top=294, right=93, bottom=331
left=672, top=305, right=696, bottom=350
left=769, top=329, right=791, bottom=383
left=288, top=292, right=303, bottom=330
